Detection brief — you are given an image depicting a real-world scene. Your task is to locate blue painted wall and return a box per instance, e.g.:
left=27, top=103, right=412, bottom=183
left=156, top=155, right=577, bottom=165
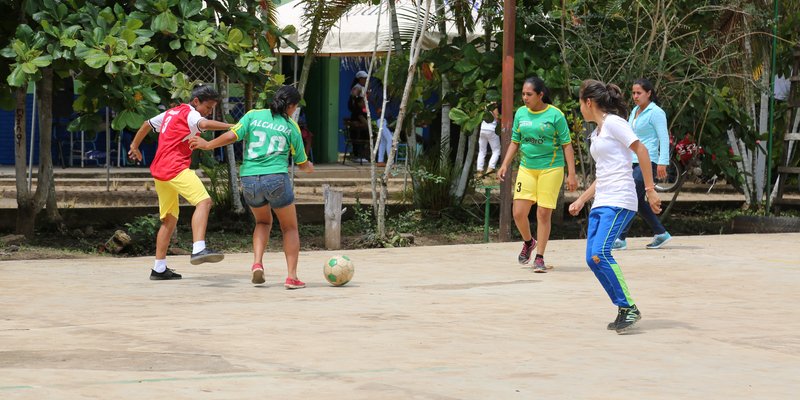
left=0, top=94, right=41, bottom=165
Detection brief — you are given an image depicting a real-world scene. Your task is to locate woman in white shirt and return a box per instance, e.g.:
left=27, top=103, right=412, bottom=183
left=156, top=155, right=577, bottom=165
left=476, top=103, right=501, bottom=176
left=568, top=79, right=661, bottom=334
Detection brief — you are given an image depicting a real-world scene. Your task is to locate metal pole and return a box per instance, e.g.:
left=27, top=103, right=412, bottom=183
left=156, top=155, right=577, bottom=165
left=106, top=107, right=110, bottom=191
left=27, top=83, right=36, bottom=191
left=766, top=0, right=778, bottom=215
left=499, top=0, right=516, bottom=242
left=117, top=130, right=122, bottom=167
left=484, top=186, right=491, bottom=243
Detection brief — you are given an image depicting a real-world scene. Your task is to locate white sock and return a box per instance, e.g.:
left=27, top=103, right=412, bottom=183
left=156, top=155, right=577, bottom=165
left=192, top=241, right=206, bottom=254
left=153, top=259, right=167, bottom=273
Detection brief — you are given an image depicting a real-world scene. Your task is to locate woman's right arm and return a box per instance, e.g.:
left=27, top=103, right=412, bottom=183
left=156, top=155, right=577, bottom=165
left=569, top=181, right=596, bottom=216
left=189, top=131, right=238, bottom=151
left=496, top=142, right=519, bottom=182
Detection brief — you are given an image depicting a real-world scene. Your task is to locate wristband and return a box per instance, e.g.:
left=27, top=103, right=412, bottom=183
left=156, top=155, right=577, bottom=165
left=645, top=186, right=655, bottom=191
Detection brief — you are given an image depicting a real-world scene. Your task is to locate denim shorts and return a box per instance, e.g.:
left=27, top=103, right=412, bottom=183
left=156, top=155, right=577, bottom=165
left=241, top=173, right=295, bottom=209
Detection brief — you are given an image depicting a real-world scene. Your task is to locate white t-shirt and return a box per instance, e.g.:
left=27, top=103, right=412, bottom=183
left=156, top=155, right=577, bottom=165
left=589, top=114, right=639, bottom=211
left=148, top=104, right=205, bottom=141
left=480, top=118, right=497, bottom=133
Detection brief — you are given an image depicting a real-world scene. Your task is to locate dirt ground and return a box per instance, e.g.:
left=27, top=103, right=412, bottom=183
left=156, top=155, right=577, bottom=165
left=1, top=233, right=799, bottom=399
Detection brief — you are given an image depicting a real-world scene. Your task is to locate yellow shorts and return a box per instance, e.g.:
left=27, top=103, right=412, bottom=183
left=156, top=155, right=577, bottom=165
left=154, top=169, right=210, bottom=220
left=513, top=166, right=564, bottom=209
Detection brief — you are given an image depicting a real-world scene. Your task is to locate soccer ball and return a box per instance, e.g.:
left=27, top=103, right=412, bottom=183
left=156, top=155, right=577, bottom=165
left=324, top=255, right=354, bottom=286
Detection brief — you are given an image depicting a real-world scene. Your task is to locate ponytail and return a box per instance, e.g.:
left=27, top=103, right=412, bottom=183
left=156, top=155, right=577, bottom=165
left=269, top=85, right=301, bottom=120
left=579, top=79, right=628, bottom=119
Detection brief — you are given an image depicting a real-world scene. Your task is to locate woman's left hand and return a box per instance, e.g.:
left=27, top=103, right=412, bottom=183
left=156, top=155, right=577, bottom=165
left=566, top=173, right=578, bottom=192
left=646, top=188, right=662, bottom=214
left=568, top=199, right=584, bottom=216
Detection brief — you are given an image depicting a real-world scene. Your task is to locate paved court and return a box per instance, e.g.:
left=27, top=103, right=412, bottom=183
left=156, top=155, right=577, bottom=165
left=1, top=233, right=799, bottom=399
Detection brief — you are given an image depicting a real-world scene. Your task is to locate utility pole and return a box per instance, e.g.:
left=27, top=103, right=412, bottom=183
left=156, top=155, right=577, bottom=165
left=499, top=0, right=516, bottom=241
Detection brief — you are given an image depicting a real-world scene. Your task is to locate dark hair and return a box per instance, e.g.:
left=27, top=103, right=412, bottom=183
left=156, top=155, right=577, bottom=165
left=633, top=78, right=659, bottom=105
left=579, top=79, right=628, bottom=119
left=191, top=85, right=220, bottom=103
left=523, top=76, right=552, bottom=104
left=269, top=85, right=301, bottom=119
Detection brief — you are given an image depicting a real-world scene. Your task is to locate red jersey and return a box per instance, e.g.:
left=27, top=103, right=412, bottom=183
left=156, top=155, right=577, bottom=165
left=148, top=104, right=204, bottom=181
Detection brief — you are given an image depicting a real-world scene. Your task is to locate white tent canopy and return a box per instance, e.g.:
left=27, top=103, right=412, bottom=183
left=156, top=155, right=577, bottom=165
left=277, top=0, right=482, bottom=56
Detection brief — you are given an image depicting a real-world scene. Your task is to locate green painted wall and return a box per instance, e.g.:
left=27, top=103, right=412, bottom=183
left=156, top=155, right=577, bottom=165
left=305, top=57, right=340, bottom=163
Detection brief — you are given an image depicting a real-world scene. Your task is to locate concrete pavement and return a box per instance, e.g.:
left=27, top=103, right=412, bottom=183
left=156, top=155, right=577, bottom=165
left=1, top=233, right=799, bottom=399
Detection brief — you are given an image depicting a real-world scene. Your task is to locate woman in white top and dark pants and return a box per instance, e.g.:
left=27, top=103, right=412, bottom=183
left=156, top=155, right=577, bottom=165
left=569, top=80, right=662, bottom=334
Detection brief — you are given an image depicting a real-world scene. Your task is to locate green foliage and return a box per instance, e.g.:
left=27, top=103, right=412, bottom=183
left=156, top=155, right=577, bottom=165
left=124, top=214, right=160, bottom=238
left=408, top=147, right=458, bottom=211
left=1, top=0, right=286, bottom=132
left=124, top=214, right=160, bottom=253
left=344, top=197, right=375, bottom=236
left=343, top=199, right=414, bottom=248
left=199, top=160, right=233, bottom=211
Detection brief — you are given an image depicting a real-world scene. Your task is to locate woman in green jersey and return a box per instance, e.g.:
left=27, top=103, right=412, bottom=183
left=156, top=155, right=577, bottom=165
left=497, top=77, right=578, bottom=272
left=190, top=86, right=314, bottom=289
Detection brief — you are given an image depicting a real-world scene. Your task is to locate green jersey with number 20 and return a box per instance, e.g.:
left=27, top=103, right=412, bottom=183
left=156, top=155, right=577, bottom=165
left=231, top=109, right=308, bottom=177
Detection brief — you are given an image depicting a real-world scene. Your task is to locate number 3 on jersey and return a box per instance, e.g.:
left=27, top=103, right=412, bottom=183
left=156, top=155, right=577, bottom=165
left=516, top=182, right=522, bottom=192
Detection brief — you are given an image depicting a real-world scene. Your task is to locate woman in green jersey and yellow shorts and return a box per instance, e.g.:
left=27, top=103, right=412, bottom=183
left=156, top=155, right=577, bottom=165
left=497, top=77, right=578, bottom=272
left=190, top=86, right=314, bottom=289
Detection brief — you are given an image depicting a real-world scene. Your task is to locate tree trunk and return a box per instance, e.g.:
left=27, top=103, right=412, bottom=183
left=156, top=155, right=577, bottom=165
left=14, top=86, right=34, bottom=237
left=406, top=118, right=417, bottom=163
left=435, top=0, right=450, bottom=163
left=297, top=5, right=324, bottom=98
left=754, top=53, right=771, bottom=205
left=450, top=123, right=467, bottom=195
left=499, top=0, right=516, bottom=241
left=367, top=0, right=387, bottom=218
left=244, top=82, right=254, bottom=112
left=386, top=0, right=403, bottom=53
left=453, top=127, right=478, bottom=202
left=378, top=0, right=432, bottom=238
left=37, top=68, right=62, bottom=226
left=217, top=71, right=244, bottom=214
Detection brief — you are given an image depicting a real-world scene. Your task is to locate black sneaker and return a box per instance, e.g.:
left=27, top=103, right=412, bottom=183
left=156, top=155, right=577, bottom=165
left=612, top=305, right=642, bottom=333
left=190, top=248, right=224, bottom=265
left=150, top=267, right=182, bottom=280
left=518, top=239, right=536, bottom=265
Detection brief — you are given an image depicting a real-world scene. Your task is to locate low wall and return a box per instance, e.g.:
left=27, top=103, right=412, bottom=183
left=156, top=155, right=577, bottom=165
left=0, top=203, right=416, bottom=231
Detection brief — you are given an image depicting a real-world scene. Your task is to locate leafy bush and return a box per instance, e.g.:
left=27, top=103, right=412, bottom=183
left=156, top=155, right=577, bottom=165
left=124, top=214, right=160, bottom=254
left=409, top=147, right=458, bottom=211
left=199, top=162, right=232, bottom=210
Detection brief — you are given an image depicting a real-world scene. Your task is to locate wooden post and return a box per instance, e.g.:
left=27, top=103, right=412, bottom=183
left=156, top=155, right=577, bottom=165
left=323, top=185, right=344, bottom=250
left=499, top=0, right=516, bottom=242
